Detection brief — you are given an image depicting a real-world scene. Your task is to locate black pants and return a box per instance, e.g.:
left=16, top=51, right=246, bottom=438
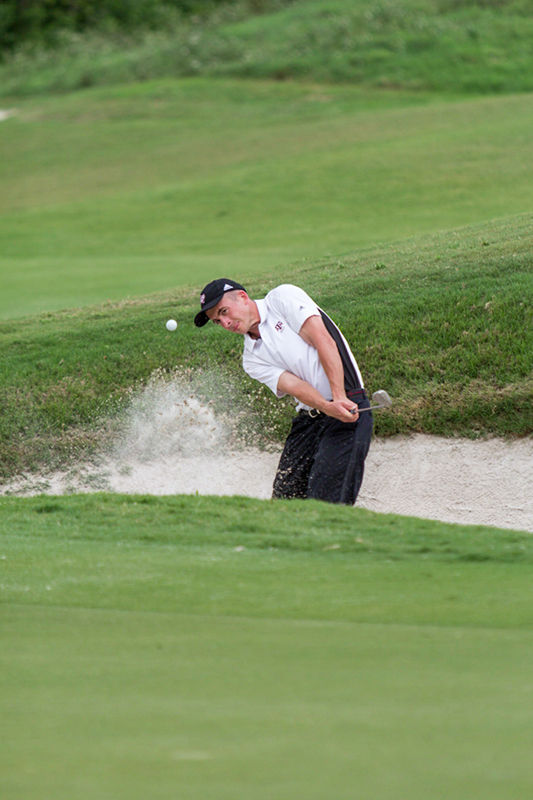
left=272, top=390, right=373, bottom=505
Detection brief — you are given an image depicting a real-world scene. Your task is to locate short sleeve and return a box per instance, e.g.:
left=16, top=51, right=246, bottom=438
left=242, top=351, right=287, bottom=398
left=266, top=285, right=320, bottom=334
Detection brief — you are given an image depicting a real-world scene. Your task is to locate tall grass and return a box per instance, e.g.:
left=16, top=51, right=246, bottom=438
left=1, top=0, right=532, bottom=98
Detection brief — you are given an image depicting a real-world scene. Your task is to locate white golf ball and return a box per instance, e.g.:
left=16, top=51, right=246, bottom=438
left=166, top=319, right=177, bottom=332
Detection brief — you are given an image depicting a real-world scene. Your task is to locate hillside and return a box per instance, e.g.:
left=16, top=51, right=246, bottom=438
left=1, top=0, right=532, bottom=97
left=1, top=215, right=531, bottom=480
left=1, top=81, right=532, bottom=319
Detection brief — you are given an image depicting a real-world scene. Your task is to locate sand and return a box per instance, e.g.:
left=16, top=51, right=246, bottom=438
left=2, top=378, right=531, bottom=533
left=358, top=434, right=533, bottom=532
left=3, top=437, right=531, bottom=533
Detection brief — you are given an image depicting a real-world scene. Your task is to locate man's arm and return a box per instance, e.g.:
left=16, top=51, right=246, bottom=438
left=277, top=314, right=359, bottom=422
left=298, top=315, right=347, bottom=398
left=277, top=371, right=358, bottom=422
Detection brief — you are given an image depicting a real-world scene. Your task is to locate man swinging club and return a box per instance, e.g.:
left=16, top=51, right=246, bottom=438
left=194, top=279, right=372, bottom=505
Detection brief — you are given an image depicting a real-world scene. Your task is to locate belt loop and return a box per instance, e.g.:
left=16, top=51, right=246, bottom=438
left=347, top=388, right=368, bottom=401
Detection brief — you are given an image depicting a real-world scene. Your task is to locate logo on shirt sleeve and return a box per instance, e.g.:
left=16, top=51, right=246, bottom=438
left=274, top=320, right=285, bottom=332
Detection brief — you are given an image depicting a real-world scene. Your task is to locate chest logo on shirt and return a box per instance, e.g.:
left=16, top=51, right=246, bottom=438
left=274, top=320, right=285, bottom=332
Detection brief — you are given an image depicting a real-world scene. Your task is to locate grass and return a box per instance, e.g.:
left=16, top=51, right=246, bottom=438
left=1, top=0, right=533, bottom=96
left=212, top=0, right=533, bottom=92
left=2, top=494, right=533, bottom=799
left=0, top=71, right=531, bottom=477
left=1, top=79, right=532, bottom=320
left=1, top=7, right=532, bottom=796
left=1, top=214, right=532, bottom=479
left=1, top=4, right=532, bottom=796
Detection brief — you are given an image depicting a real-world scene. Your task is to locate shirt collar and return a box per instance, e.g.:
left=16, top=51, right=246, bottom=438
left=243, top=298, right=267, bottom=350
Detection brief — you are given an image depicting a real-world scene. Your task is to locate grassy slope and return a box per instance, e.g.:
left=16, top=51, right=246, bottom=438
left=1, top=214, right=532, bottom=479
left=1, top=0, right=532, bottom=96
left=216, top=0, right=533, bottom=92
left=1, top=80, right=532, bottom=320
left=2, top=494, right=533, bottom=799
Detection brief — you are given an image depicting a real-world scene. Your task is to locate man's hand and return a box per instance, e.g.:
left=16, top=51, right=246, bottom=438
left=324, top=398, right=359, bottom=423
left=277, top=371, right=359, bottom=423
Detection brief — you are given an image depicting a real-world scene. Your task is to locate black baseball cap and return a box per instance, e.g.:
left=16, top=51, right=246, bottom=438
left=194, top=278, right=247, bottom=327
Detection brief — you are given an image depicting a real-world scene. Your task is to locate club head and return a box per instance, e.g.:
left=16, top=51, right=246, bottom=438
left=371, top=389, right=392, bottom=408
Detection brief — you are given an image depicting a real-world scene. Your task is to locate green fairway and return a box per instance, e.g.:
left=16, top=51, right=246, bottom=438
left=4, top=607, right=532, bottom=800
left=2, top=494, right=533, bottom=799
left=1, top=79, right=532, bottom=319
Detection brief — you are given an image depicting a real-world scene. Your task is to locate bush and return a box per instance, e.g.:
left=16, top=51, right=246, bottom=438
left=0, top=0, right=229, bottom=51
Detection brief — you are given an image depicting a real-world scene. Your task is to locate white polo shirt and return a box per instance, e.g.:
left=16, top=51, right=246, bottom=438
left=242, top=284, right=363, bottom=411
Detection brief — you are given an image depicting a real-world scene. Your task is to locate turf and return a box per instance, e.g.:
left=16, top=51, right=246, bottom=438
left=1, top=4, right=532, bottom=797
left=2, top=494, right=533, bottom=799
left=1, top=79, right=532, bottom=319
left=1, top=213, right=532, bottom=479
left=0, top=209, right=533, bottom=478
left=214, top=0, right=533, bottom=93
left=2, top=0, right=533, bottom=96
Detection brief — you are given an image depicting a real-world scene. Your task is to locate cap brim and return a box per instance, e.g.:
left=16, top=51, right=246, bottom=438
left=194, top=282, right=245, bottom=328
left=194, top=310, right=210, bottom=327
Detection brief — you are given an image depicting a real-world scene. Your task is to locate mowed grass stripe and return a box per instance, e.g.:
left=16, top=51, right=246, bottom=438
left=3, top=601, right=533, bottom=799
left=1, top=80, right=532, bottom=318
left=2, top=494, right=533, bottom=628
left=5, top=602, right=532, bottom=632
left=2, top=485, right=532, bottom=799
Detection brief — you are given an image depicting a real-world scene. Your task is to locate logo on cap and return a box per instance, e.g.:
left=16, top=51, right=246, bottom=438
left=223, top=283, right=234, bottom=291
left=200, top=293, right=206, bottom=305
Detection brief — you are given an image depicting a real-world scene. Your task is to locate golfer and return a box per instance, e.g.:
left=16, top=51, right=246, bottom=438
left=194, top=279, right=372, bottom=505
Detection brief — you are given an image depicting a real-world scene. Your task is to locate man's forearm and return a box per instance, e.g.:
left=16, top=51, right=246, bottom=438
left=277, top=371, right=359, bottom=423
left=277, top=371, right=331, bottom=412
left=314, top=334, right=346, bottom=400
left=298, top=315, right=346, bottom=400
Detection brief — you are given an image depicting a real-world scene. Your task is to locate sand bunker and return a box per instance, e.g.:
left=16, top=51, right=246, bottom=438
left=359, top=434, right=532, bottom=532
left=2, top=377, right=531, bottom=533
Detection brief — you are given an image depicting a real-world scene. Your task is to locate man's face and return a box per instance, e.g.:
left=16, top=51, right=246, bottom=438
left=206, top=291, right=253, bottom=335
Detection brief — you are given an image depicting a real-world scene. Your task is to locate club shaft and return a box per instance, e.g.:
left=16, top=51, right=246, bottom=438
left=351, top=404, right=387, bottom=414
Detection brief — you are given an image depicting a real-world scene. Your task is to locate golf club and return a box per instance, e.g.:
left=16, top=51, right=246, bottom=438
left=350, top=389, right=392, bottom=414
